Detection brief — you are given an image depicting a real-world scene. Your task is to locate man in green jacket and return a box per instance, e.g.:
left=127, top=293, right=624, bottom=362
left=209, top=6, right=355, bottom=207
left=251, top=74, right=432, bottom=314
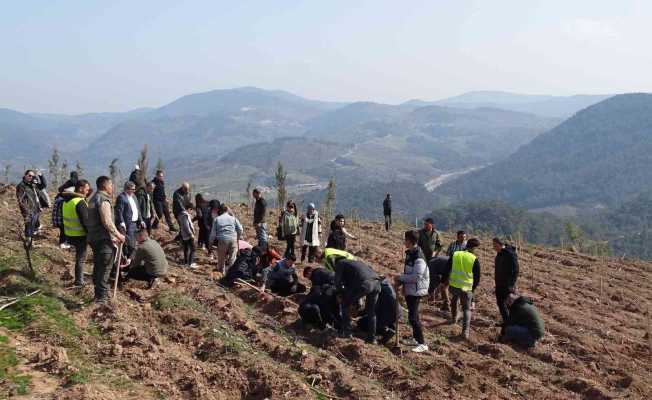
left=417, top=218, right=441, bottom=261
left=124, top=229, right=168, bottom=288
left=499, top=293, right=545, bottom=348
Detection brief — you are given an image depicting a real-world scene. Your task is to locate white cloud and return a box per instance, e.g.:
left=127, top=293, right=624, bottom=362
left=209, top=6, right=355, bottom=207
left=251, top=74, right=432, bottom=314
left=562, top=18, right=619, bottom=42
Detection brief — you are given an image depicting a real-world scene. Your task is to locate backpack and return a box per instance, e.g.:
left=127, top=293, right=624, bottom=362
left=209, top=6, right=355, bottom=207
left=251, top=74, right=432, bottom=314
left=51, top=197, right=64, bottom=228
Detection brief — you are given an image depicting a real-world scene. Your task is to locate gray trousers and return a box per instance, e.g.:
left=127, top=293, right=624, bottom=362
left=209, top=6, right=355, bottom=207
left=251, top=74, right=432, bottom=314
left=90, top=240, right=116, bottom=302
left=450, top=286, right=473, bottom=333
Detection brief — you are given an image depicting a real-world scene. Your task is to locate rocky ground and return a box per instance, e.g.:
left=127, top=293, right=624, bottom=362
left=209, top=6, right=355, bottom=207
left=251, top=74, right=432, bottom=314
left=0, top=184, right=650, bottom=399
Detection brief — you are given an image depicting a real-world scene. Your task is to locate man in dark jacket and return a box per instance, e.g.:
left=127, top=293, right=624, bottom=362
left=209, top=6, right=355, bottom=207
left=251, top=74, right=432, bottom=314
left=172, top=182, right=191, bottom=219
left=219, top=247, right=262, bottom=287
left=335, top=259, right=381, bottom=343
left=303, top=266, right=335, bottom=287
left=299, top=283, right=342, bottom=330
left=417, top=218, right=441, bottom=261
left=16, top=169, right=47, bottom=238
left=252, top=188, right=268, bottom=248
left=500, top=294, right=545, bottom=348
left=383, top=194, right=391, bottom=231
left=357, top=278, right=400, bottom=344
left=493, top=238, right=519, bottom=323
left=428, top=256, right=451, bottom=311
left=151, top=170, right=177, bottom=231
left=114, top=181, right=144, bottom=259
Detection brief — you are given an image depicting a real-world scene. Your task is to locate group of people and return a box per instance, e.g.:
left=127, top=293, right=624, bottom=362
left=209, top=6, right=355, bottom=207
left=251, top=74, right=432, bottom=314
left=15, top=168, right=544, bottom=351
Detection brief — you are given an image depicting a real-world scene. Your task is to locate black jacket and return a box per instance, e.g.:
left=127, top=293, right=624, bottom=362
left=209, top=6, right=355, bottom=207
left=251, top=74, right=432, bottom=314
left=376, top=278, right=399, bottom=330
left=114, top=193, right=143, bottom=228
left=172, top=188, right=189, bottom=217
left=507, top=296, right=545, bottom=339
left=334, top=259, right=379, bottom=292
left=253, top=197, right=267, bottom=224
left=383, top=198, right=391, bottom=215
left=326, top=222, right=346, bottom=250
left=495, top=245, right=519, bottom=290
left=299, top=284, right=341, bottom=329
left=220, top=249, right=259, bottom=287
left=310, top=268, right=335, bottom=287
left=428, top=256, right=449, bottom=292
left=152, top=177, right=166, bottom=201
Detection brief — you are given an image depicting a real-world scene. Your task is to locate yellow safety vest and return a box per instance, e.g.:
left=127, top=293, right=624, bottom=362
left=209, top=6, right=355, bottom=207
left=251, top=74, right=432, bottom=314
left=323, top=248, right=356, bottom=271
left=63, top=197, right=86, bottom=237
left=450, top=250, right=476, bottom=292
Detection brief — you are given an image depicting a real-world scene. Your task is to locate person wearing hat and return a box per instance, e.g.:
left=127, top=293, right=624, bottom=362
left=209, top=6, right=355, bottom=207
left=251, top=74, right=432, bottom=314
left=299, top=203, right=322, bottom=263
left=443, top=237, right=481, bottom=339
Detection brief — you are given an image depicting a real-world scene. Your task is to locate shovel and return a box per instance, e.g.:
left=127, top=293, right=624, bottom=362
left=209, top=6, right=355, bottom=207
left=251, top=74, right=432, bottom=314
left=391, top=282, right=403, bottom=355
left=112, top=243, right=124, bottom=300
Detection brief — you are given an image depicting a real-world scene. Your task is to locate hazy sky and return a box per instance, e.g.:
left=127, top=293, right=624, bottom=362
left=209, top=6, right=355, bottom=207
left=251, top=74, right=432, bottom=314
left=2, top=0, right=651, bottom=114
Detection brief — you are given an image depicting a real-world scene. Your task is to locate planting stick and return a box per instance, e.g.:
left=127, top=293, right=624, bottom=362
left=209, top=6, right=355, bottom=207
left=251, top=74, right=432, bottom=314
left=112, top=243, right=123, bottom=300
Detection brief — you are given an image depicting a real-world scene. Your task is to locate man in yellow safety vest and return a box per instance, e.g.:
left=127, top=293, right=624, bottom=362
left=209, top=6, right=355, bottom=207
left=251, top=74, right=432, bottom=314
left=443, top=238, right=481, bottom=339
left=315, top=247, right=356, bottom=272
left=62, top=179, right=92, bottom=287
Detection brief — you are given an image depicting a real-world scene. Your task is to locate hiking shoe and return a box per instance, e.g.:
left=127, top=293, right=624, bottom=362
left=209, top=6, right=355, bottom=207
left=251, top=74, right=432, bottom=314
left=401, top=338, right=419, bottom=346
left=188, top=263, right=199, bottom=269
left=412, top=344, right=429, bottom=353
left=59, top=243, right=71, bottom=249
left=462, top=330, right=470, bottom=340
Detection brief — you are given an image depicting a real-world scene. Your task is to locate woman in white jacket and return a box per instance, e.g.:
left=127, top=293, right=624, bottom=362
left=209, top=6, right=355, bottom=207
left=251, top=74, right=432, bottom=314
left=395, top=230, right=430, bottom=353
left=299, top=203, right=322, bottom=263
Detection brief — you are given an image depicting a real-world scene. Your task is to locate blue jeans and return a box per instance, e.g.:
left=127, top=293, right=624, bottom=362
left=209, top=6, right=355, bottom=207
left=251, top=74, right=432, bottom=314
left=256, top=223, right=268, bottom=247
left=504, top=325, right=536, bottom=347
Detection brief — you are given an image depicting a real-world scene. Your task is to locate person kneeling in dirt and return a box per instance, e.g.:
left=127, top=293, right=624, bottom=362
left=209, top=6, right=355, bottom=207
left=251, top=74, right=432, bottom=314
left=303, top=265, right=335, bottom=287
left=357, top=278, right=400, bottom=344
left=260, top=255, right=306, bottom=296
left=335, top=259, right=382, bottom=343
left=123, top=229, right=168, bottom=289
left=219, top=246, right=262, bottom=287
left=299, top=283, right=342, bottom=330
left=499, top=293, right=545, bottom=348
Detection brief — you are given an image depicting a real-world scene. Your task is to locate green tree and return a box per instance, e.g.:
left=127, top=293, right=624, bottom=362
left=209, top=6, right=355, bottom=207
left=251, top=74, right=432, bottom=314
left=275, top=162, right=287, bottom=210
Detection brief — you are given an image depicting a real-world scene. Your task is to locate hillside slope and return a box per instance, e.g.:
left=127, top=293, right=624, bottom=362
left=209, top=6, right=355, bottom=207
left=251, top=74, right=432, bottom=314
left=0, top=185, right=650, bottom=399
left=436, top=93, right=652, bottom=209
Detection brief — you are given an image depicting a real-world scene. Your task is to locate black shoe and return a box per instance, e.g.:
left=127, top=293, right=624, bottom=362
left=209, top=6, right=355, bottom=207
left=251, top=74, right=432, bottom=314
left=380, top=329, right=395, bottom=345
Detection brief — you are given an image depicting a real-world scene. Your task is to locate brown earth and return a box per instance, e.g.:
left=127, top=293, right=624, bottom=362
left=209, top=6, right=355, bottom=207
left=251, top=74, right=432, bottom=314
left=0, top=184, right=651, bottom=399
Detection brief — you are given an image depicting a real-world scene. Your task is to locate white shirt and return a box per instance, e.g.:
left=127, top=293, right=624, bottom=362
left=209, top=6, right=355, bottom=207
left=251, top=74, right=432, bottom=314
left=127, top=194, right=139, bottom=222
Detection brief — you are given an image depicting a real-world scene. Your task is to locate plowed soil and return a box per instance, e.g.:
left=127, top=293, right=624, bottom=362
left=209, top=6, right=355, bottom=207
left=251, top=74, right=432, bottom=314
left=1, top=185, right=651, bottom=399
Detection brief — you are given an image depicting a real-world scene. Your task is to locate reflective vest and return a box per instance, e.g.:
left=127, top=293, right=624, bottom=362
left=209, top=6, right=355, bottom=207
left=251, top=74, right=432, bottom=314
left=449, top=250, right=476, bottom=292
left=63, top=197, right=86, bottom=237
left=323, top=248, right=355, bottom=271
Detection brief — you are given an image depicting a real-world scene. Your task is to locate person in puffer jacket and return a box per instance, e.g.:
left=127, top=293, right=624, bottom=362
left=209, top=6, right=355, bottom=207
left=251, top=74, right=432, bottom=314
left=395, top=230, right=430, bottom=353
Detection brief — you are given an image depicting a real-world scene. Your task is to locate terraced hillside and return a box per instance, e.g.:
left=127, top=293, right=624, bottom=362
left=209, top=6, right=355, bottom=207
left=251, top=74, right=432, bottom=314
left=0, top=185, right=650, bottom=399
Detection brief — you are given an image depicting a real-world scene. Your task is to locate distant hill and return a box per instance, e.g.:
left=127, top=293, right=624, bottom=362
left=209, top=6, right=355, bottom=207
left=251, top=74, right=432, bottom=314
left=408, top=91, right=612, bottom=118
left=435, top=93, right=652, bottom=209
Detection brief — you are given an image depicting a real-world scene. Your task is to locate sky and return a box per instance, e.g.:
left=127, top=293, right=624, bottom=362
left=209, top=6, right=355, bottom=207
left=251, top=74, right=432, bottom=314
left=1, top=0, right=651, bottom=114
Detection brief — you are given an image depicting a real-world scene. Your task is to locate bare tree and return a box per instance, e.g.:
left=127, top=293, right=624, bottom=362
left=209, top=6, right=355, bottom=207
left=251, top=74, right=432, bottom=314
left=109, top=158, right=121, bottom=185
left=48, top=148, right=61, bottom=189
left=60, top=159, right=69, bottom=186
left=137, top=144, right=149, bottom=175
left=275, top=162, right=287, bottom=211
left=323, top=177, right=336, bottom=222
left=245, top=180, right=252, bottom=206
left=3, top=164, right=11, bottom=184
left=155, top=156, right=164, bottom=175
left=75, top=161, right=84, bottom=178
